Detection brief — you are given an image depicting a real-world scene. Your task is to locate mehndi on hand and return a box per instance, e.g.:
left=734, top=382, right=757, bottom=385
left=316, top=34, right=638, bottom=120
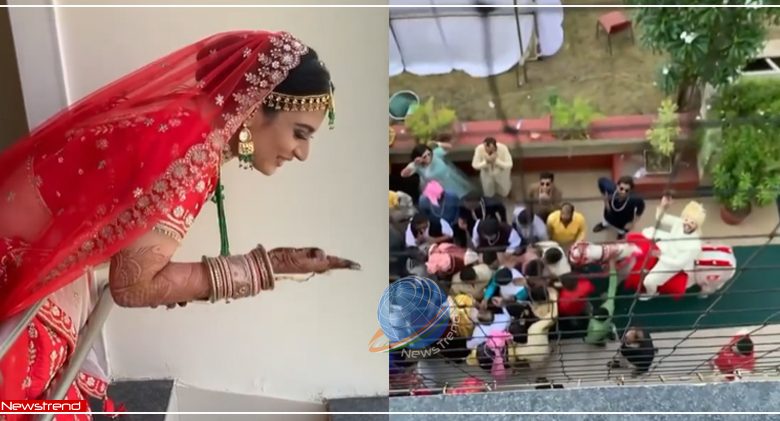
left=266, top=247, right=360, bottom=274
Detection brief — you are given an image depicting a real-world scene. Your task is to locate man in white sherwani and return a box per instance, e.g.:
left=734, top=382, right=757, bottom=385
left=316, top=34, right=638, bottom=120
left=639, top=196, right=706, bottom=301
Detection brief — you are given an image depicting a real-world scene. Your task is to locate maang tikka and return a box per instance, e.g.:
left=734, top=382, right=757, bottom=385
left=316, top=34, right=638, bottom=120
left=237, top=121, right=254, bottom=170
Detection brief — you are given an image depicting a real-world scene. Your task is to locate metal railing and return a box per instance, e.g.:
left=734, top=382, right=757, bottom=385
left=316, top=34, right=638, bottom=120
left=0, top=270, right=116, bottom=420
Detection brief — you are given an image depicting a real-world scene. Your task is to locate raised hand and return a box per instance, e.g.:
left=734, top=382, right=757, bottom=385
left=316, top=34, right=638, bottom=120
left=660, top=195, right=672, bottom=209
left=266, top=247, right=360, bottom=274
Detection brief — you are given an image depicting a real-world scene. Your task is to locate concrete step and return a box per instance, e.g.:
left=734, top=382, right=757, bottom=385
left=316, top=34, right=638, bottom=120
left=327, top=397, right=388, bottom=421
left=89, top=379, right=174, bottom=421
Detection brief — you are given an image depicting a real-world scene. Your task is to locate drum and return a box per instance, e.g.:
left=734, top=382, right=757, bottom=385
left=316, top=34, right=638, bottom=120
left=693, top=245, right=737, bottom=294
left=624, top=236, right=738, bottom=299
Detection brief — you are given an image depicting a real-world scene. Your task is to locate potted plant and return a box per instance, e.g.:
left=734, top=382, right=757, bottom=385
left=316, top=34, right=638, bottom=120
left=546, top=94, right=601, bottom=140
left=710, top=77, right=780, bottom=225
left=712, top=125, right=780, bottom=225
left=405, top=97, right=457, bottom=146
left=643, top=98, right=679, bottom=175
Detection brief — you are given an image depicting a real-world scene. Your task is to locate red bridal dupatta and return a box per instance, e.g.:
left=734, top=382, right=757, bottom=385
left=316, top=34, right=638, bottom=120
left=0, top=30, right=310, bottom=321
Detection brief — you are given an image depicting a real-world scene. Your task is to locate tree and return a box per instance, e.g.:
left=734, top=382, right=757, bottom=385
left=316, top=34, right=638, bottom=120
left=626, top=2, right=780, bottom=111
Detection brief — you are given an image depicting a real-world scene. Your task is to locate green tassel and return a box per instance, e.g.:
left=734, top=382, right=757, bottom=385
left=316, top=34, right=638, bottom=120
left=328, top=107, right=335, bottom=130
left=213, top=178, right=230, bottom=256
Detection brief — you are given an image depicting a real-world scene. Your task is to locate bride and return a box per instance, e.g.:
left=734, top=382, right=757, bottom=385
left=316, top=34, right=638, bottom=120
left=0, top=30, right=358, bottom=413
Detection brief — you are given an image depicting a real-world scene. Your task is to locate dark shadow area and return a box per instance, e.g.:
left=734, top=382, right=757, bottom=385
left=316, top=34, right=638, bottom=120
left=0, top=0, right=29, bottom=152
left=88, top=379, right=174, bottom=421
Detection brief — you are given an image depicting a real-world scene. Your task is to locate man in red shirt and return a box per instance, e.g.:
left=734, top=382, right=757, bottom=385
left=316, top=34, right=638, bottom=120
left=711, top=332, right=755, bottom=381
left=556, top=274, right=595, bottom=335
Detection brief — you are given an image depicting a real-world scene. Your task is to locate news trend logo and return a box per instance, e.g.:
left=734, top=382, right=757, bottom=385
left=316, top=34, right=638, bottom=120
left=0, top=399, right=88, bottom=413
left=369, top=276, right=458, bottom=356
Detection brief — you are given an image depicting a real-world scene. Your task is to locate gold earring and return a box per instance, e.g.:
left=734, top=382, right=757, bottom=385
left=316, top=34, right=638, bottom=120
left=238, top=123, right=254, bottom=170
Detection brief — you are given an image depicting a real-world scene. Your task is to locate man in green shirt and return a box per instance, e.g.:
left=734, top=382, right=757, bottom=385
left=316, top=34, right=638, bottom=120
left=584, top=260, right=618, bottom=346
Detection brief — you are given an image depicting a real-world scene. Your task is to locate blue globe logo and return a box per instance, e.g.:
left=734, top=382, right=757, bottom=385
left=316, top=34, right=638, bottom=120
left=377, top=276, right=451, bottom=350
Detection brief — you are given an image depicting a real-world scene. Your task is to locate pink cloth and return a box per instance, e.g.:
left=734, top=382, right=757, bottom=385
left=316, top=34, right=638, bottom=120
left=487, top=331, right=512, bottom=382
left=426, top=243, right=465, bottom=276
left=448, top=377, right=485, bottom=395
left=422, top=181, right=444, bottom=206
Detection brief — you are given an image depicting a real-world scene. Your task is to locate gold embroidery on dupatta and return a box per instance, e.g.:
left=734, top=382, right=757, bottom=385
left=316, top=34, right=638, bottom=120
left=22, top=323, right=38, bottom=394
left=153, top=184, right=209, bottom=243
left=27, top=156, right=53, bottom=218
left=37, top=299, right=77, bottom=350
left=77, top=372, right=108, bottom=399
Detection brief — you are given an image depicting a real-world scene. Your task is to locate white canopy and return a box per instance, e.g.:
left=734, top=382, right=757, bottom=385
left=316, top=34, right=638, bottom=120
left=389, top=0, right=564, bottom=77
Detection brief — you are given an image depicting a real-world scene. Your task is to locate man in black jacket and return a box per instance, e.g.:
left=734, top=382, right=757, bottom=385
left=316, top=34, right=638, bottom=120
left=593, top=176, right=645, bottom=240
left=608, top=326, right=657, bottom=377
left=453, top=193, right=507, bottom=248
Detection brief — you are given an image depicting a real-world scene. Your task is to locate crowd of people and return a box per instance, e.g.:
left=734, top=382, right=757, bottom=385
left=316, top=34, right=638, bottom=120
left=388, top=136, right=750, bottom=395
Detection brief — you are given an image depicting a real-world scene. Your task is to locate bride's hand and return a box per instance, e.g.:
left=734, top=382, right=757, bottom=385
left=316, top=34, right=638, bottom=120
left=266, top=247, right=361, bottom=274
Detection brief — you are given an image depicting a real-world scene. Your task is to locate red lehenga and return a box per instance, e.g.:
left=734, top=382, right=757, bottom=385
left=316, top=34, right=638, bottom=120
left=0, top=30, right=311, bottom=418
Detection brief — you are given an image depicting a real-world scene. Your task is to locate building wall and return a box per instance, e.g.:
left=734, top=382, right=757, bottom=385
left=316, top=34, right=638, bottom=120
left=387, top=380, right=780, bottom=419
left=7, top=0, right=67, bottom=129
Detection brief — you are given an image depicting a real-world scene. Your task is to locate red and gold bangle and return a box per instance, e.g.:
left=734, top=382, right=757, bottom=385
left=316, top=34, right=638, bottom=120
left=248, top=250, right=262, bottom=289
left=244, top=253, right=263, bottom=296
left=252, top=250, right=270, bottom=291
left=254, top=244, right=275, bottom=291
left=202, top=256, right=221, bottom=303
left=204, top=248, right=274, bottom=302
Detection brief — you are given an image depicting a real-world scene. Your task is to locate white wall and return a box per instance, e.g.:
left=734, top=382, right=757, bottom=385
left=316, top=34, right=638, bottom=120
left=50, top=1, right=389, bottom=402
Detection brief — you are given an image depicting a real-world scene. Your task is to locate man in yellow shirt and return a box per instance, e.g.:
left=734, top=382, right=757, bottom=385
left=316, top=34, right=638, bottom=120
left=546, top=202, right=586, bottom=249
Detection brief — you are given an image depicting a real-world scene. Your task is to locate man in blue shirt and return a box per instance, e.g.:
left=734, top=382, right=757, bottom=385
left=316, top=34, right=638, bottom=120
left=481, top=267, right=530, bottom=314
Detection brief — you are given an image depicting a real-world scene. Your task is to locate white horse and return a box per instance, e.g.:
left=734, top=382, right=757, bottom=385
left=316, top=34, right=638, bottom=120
left=567, top=239, right=737, bottom=298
